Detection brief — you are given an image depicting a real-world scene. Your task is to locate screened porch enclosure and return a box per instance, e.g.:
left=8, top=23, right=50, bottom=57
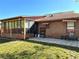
left=0, top=18, right=27, bottom=39
left=0, top=18, right=38, bottom=39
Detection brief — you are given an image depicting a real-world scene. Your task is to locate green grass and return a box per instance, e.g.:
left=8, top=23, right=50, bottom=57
left=0, top=40, right=79, bottom=59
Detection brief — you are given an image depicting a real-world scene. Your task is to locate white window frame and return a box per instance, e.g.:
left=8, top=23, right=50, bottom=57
left=67, top=22, right=75, bottom=30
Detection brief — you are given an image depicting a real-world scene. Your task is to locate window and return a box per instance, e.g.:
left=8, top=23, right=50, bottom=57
left=2, top=22, right=4, bottom=28
left=17, top=20, right=21, bottom=28
left=25, top=20, right=29, bottom=28
left=8, top=22, right=12, bottom=29
left=0, top=22, right=1, bottom=28
left=11, top=21, right=15, bottom=29
left=25, top=20, right=34, bottom=29
left=21, top=20, right=24, bottom=28
left=6, top=22, right=8, bottom=29
left=67, top=22, right=75, bottom=29
left=3, top=22, right=7, bottom=29
left=15, top=21, right=18, bottom=28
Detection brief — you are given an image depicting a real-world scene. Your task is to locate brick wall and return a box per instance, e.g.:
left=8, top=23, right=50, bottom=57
left=38, top=20, right=79, bottom=38
left=44, top=21, right=66, bottom=38
left=75, top=20, right=79, bottom=37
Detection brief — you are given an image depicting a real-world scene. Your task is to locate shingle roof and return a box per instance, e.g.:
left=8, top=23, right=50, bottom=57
left=0, top=16, right=45, bottom=21
left=35, top=11, right=79, bottom=22
left=26, top=16, right=46, bottom=20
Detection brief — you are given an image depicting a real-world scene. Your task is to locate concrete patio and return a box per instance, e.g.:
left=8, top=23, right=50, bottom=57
left=28, top=38, right=79, bottom=48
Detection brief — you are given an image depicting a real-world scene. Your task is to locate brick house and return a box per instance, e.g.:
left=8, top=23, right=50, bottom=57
left=35, top=11, right=79, bottom=39
left=0, top=11, right=79, bottom=40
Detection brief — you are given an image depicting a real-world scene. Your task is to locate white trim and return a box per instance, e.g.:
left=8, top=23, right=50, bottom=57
left=63, top=20, right=76, bottom=22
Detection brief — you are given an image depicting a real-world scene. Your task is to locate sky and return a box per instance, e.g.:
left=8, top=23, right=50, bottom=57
left=0, top=0, right=79, bottom=19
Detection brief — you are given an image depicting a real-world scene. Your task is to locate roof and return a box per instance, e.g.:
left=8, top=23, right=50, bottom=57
left=0, top=16, right=46, bottom=21
left=35, top=11, right=79, bottom=22
left=26, top=16, right=46, bottom=20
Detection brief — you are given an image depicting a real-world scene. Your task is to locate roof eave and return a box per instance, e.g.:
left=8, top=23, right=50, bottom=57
left=35, top=17, right=79, bottom=22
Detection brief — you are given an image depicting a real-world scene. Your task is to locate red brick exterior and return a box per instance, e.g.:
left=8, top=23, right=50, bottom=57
left=38, top=19, right=79, bottom=38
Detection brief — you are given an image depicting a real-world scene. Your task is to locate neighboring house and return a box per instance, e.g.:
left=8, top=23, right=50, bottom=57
left=0, top=16, right=45, bottom=39
left=35, top=11, right=79, bottom=39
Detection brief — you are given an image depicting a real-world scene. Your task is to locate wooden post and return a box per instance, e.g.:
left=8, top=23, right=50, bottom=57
left=28, top=20, right=30, bottom=37
left=0, top=21, right=2, bottom=37
left=24, top=18, right=26, bottom=40
left=10, top=21, right=12, bottom=38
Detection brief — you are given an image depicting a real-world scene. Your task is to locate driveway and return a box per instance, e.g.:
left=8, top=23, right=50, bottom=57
left=28, top=38, right=79, bottom=48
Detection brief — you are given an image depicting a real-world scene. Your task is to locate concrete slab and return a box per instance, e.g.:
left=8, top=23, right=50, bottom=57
left=28, top=38, right=79, bottom=48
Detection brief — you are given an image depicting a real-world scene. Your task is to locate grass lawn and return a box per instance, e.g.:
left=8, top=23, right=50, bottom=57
left=0, top=39, right=79, bottom=59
